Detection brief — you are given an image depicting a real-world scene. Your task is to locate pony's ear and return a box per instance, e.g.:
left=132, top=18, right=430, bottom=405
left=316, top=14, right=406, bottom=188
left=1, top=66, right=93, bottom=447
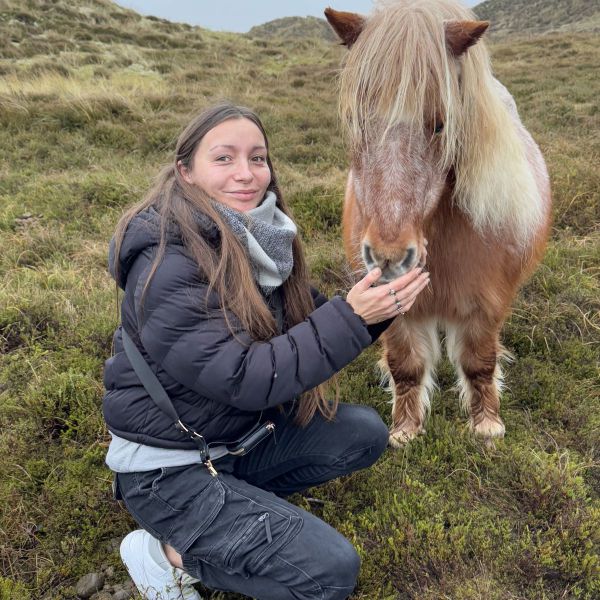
left=445, top=20, right=490, bottom=56
left=324, top=7, right=366, bottom=48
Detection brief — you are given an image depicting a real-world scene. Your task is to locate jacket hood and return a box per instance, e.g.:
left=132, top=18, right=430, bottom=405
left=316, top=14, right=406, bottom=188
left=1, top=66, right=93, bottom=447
left=108, top=206, right=219, bottom=289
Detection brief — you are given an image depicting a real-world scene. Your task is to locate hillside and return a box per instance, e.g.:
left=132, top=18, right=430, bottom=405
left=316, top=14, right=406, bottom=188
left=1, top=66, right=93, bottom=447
left=474, top=0, right=600, bottom=36
left=0, top=0, right=209, bottom=60
left=0, top=0, right=599, bottom=599
left=248, top=15, right=337, bottom=41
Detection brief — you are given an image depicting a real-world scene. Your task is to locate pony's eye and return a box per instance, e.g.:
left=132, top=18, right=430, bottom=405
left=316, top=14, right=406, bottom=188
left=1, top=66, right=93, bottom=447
left=434, top=122, right=444, bottom=134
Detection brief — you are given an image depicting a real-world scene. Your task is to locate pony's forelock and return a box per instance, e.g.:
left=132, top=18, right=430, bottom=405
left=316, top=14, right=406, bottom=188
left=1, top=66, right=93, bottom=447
left=340, top=0, right=461, bottom=163
left=338, top=0, right=545, bottom=244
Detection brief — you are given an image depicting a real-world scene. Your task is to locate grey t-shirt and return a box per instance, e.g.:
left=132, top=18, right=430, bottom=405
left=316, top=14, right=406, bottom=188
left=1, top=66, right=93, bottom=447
left=105, top=433, right=203, bottom=473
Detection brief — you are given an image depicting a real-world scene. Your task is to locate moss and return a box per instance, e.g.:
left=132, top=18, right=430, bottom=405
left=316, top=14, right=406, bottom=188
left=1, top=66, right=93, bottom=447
left=0, top=577, right=32, bottom=600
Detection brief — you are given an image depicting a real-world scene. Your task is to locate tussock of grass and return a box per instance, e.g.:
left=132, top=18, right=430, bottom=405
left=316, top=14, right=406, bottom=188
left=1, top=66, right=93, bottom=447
left=0, top=2, right=598, bottom=598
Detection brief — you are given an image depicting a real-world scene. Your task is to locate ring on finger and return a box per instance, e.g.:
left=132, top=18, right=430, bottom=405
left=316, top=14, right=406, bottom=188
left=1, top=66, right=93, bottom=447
left=395, top=300, right=403, bottom=312
left=388, top=287, right=397, bottom=297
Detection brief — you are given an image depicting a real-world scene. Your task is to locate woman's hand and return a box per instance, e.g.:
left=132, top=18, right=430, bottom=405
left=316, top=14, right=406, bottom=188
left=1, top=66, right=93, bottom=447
left=346, top=267, right=430, bottom=324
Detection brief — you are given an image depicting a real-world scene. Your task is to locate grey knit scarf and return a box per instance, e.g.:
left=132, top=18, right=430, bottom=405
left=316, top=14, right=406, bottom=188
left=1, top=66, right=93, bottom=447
left=208, top=191, right=297, bottom=294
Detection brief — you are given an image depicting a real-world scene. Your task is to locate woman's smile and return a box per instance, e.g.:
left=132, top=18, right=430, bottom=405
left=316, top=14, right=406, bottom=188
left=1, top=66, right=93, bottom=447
left=227, top=189, right=259, bottom=197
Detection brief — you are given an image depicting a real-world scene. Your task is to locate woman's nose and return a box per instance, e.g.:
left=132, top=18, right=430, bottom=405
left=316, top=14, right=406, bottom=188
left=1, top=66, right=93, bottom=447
left=233, top=161, right=253, bottom=181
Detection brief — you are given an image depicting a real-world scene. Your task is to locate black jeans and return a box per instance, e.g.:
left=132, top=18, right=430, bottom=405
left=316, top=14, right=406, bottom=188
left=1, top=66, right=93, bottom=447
left=116, top=403, right=389, bottom=600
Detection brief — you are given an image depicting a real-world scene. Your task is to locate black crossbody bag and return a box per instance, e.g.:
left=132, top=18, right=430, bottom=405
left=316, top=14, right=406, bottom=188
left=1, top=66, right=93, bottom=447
left=121, top=327, right=275, bottom=477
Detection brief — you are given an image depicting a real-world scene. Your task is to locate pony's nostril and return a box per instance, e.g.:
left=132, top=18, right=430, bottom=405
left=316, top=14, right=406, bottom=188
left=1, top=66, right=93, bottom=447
left=401, top=246, right=417, bottom=270
left=362, top=242, right=375, bottom=266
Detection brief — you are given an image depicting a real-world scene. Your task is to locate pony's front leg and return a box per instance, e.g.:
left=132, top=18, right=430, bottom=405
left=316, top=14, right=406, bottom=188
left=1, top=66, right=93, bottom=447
left=446, top=320, right=507, bottom=443
left=381, top=319, right=440, bottom=448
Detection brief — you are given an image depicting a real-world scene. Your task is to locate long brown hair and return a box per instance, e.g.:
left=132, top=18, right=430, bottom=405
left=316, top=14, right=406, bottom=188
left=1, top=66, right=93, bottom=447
left=112, top=101, right=333, bottom=426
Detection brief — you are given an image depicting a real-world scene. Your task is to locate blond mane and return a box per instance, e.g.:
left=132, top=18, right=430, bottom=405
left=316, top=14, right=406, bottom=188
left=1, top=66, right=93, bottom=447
left=338, top=0, right=544, bottom=244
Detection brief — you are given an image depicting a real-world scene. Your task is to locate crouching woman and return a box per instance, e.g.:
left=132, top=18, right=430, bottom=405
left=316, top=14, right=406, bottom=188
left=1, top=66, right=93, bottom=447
left=103, top=102, right=429, bottom=600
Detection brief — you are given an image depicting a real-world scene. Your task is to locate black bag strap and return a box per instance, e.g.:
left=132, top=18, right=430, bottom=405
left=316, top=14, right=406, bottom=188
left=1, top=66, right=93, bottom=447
left=122, top=327, right=179, bottom=422
left=121, top=327, right=217, bottom=475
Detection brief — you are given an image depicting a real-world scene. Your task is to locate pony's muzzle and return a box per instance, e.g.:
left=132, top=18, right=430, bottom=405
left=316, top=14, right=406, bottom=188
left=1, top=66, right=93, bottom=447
left=362, top=242, right=419, bottom=282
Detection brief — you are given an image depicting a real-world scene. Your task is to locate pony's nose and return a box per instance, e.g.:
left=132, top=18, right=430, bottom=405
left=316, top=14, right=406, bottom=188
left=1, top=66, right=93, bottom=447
left=362, top=243, right=419, bottom=277
left=362, top=243, right=393, bottom=277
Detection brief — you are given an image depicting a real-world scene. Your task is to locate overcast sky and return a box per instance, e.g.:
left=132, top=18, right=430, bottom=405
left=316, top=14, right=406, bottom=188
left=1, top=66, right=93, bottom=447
left=114, top=1, right=481, bottom=33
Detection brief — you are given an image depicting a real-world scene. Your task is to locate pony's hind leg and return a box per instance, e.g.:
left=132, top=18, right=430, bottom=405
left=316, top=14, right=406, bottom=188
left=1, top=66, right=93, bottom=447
left=446, top=320, right=507, bottom=443
left=381, top=319, right=440, bottom=448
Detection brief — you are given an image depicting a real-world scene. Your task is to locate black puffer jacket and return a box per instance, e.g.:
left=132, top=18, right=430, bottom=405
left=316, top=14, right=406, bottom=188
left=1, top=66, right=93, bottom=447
left=102, top=208, right=387, bottom=449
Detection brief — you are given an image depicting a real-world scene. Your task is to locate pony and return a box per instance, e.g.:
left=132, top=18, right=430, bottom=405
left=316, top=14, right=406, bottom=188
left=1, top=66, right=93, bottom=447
left=324, top=0, right=552, bottom=446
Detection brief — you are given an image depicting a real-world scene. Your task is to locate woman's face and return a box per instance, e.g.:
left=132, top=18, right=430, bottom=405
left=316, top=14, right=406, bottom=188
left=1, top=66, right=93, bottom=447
left=180, top=117, right=271, bottom=212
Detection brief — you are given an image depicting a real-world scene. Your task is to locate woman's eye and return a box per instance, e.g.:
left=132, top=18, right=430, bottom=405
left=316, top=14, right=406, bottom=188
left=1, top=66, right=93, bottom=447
left=252, top=155, right=267, bottom=163
left=215, top=156, right=232, bottom=162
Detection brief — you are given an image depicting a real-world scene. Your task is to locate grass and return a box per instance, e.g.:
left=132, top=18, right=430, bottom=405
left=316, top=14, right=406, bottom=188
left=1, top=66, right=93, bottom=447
left=0, top=1, right=598, bottom=598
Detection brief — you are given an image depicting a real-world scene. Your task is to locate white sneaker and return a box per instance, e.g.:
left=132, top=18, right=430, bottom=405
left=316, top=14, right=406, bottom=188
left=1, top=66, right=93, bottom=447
left=120, top=529, right=202, bottom=600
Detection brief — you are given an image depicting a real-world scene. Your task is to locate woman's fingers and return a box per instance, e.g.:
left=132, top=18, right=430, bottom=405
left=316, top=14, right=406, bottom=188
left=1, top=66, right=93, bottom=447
left=356, top=267, right=382, bottom=291
left=386, top=274, right=430, bottom=317
left=387, top=267, right=424, bottom=292
left=394, top=275, right=429, bottom=306
left=386, top=297, right=415, bottom=318
left=386, top=271, right=429, bottom=305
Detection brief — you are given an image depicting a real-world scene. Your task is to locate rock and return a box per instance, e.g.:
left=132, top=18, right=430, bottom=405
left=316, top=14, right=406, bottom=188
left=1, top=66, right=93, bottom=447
left=104, top=565, right=115, bottom=578
left=76, top=573, right=105, bottom=598
left=112, top=591, right=131, bottom=600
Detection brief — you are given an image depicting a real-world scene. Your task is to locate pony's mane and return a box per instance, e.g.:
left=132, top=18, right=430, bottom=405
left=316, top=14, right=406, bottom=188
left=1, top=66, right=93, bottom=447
left=338, top=0, right=544, bottom=243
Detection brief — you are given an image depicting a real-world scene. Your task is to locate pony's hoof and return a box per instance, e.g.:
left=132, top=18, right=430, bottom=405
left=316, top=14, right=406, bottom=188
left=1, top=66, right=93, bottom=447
left=472, top=416, right=505, bottom=446
left=388, top=425, right=425, bottom=448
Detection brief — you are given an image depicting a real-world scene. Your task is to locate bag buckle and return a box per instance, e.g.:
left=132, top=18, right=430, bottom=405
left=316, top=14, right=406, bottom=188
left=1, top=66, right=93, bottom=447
left=176, top=420, right=217, bottom=477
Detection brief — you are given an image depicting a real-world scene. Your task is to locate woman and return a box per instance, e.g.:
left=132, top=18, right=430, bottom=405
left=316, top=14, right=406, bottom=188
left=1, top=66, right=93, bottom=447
left=103, top=102, right=429, bottom=600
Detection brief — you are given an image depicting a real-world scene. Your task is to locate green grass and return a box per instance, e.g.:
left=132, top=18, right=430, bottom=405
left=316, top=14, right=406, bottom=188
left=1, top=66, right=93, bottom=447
left=0, top=1, right=598, bottom=598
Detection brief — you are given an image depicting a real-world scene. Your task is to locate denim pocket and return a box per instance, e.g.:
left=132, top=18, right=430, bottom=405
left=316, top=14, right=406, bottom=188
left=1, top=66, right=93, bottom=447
left=165, top=476, right=225, bottom=553
left=120, top=466, right=225, bottom=553
left=203, top=479, right=303, bottom=578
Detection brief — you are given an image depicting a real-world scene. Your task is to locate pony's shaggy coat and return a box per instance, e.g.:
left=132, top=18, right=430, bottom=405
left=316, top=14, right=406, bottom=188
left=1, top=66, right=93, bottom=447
left=326, top=0, right=552, bottom=445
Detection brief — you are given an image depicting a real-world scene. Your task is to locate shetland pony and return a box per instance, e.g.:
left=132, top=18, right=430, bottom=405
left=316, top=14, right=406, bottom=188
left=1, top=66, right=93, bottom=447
left=325, top=1, right=551, bottom=446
